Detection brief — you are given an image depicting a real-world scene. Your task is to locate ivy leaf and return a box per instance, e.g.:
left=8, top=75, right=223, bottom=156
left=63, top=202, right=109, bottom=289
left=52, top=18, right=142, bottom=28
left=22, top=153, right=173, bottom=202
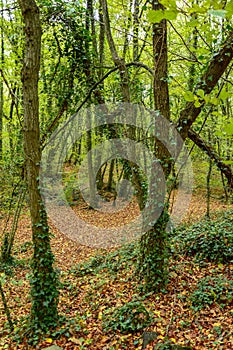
left=183, top=91, right=195, bottom=102
left=210, top=96, right=219, bottom=105
left=196, top=89, right=205, bottom=99
left=194, top=100, right=201, bottom=108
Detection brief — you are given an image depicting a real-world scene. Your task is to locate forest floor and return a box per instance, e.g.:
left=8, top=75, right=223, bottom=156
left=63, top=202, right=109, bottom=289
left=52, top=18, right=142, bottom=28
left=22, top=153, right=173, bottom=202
left=0, top=188, right=233, bottom=350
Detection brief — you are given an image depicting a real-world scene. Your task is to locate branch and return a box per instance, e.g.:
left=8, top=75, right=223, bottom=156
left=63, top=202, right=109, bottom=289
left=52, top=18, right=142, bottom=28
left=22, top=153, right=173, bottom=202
left=0, top=68, right=22, bottom=127
left=42, top=61, right=153, bottom=146
left=188, top=129, right=233, bottom=189
left=177, top=30, right=233, bottom=140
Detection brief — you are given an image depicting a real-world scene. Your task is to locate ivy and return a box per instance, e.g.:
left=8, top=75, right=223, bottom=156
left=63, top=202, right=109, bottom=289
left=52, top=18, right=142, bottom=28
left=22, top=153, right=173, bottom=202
left=137, top=209, right=170, bottom=292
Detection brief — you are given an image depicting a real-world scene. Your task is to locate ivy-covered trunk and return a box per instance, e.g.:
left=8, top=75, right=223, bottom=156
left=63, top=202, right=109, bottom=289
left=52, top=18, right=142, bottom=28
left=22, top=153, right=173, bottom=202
left=138, top=209, right=170, bottom=291
left=138, top=1, right=233, bottom=292
left=17, top=0, right=59, bottom=330
left=138, top=0, right=171, bottom=292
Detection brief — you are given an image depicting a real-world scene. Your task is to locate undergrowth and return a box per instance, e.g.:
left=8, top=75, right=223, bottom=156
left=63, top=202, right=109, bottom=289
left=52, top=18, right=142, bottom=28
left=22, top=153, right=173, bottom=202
left=69, top=241, right=137, bottom=277
left=172, top=210, right=233, bottom=263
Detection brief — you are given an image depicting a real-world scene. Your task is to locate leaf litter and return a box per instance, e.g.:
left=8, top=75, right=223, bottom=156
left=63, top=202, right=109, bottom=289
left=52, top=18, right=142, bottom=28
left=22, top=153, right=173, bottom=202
left=0, top=191, right=233, bottom=349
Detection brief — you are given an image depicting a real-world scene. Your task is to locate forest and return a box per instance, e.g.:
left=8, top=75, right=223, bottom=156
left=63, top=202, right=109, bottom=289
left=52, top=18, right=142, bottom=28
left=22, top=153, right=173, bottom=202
left=0, top=0, right=233, bottom=349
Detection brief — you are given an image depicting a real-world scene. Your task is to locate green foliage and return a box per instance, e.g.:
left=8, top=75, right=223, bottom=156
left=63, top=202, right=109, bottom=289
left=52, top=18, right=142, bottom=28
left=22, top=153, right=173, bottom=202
left=63, top=171, right=81, bottom=205
left=70, top=255, right=105, bottom=276
left=70, top=242, right=137, bottom=277
left=190, top=276, right=233, bottom=310
left=0, top=257, right=25, bottom=276
left=25, top=206, right=61, bottom=339
left=173, top=211, right=233, bottom=263
left=154, top=341, right=192, bottom=349
left=147, top=0, right=178, bottom=23
left=102, top=301, right=152, bottom=333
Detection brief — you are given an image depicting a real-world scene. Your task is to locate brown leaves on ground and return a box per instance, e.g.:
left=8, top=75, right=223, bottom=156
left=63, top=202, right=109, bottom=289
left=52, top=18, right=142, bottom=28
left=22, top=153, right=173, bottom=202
left=0, top=191, right=233, bottom=350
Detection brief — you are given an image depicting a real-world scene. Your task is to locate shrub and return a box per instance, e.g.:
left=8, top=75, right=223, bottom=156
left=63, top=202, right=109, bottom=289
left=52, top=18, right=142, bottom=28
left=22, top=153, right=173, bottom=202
left=154, top=342, right=192, bottom=350
left=173, top=211, right=233, bottom=263
left=70, top=242, right=137, bottom=277
left=102, top=301, right=152, bottom=333
left=189, top=276, right=233, bottom=310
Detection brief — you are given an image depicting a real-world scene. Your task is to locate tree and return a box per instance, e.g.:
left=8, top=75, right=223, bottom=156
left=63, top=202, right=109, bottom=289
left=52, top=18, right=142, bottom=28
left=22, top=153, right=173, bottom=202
left=138, top=1, right=233, bottom=292
left=17, top=0, right=59, bottom=332
left=138, top=0, right=171, bottom=292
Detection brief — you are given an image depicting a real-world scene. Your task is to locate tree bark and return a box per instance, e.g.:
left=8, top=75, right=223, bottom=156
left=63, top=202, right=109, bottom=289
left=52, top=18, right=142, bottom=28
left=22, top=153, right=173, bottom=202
left=17, top=0, right=59, bottom=330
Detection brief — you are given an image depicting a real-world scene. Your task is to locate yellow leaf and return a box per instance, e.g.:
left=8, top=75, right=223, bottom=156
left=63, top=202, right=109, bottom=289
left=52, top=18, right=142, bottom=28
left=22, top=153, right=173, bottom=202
left=213, top=322, right=221, bottom=327
left=157, top=335, right=165, bottom=340
left=208, top=334, right=214, bottom=339
left=45, top=338, right=53, bottom=343
left=170, top=338, right=176, bottom=343
left=98, top=311, right=102, bottom=320
left=153, top=310, right=161, bottom=316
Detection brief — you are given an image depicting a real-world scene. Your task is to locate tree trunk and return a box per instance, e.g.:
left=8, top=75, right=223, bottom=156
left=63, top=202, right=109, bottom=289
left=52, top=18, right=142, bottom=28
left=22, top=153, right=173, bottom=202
left=17, top=0, right=59, bottom=331
left=138, top=5, right=233, bottom=293
left=138, top=0, right=171, bottom=292
left=0, top=0, right=4, bottom=159
left=100, top=0, right=131, bottom=102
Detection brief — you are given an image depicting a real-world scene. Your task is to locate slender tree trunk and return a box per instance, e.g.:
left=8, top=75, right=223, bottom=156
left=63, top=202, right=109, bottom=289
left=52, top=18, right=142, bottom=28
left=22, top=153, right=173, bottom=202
left=107, top=159, right=115, bottom=191
left=17, top=0, right=59, bottom=331
left=100, top=0, right=131, bottom=102
left=138, top=0, right=171, bottom=292
left=0, top=0, right=4, bottom=159
left=0, top=280, right=13, bottom=332
left=133, top=0, right=139, bottom=62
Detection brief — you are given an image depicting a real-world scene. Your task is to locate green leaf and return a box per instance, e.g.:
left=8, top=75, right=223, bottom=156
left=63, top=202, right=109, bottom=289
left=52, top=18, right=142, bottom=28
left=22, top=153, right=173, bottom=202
left=194, top=100, right=201, bottom=108
left=188, top=18, right=199, bottom=27
left=183, top=91, right=195, bottom=102
left=187, top=4, right=208, bottom=14
left=226, top=0, right=233, bottom=18
left=210, top=96, right=219, bottom=105
left=196, top=89, right=205, bottom=99
left=164, top=9, right=178, bottom=20
left=160, top=0, right=177, bottom=9
left=219, top=88, right=230, bottom=100
left=223, top=122, right=233, bottom=135
left=215, top=130, right=223, bottom=137
left=147, top=8, right=178, bottom=23
left=147, top=10, right=164, bottom=23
